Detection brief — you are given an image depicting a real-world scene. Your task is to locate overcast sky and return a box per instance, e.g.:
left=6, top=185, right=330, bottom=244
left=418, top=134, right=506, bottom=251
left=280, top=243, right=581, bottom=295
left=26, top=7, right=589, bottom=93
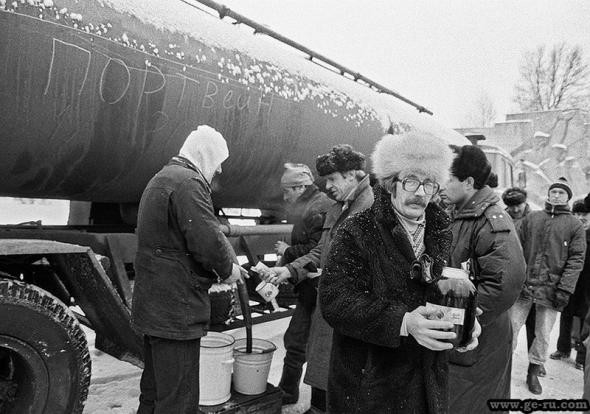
left=220, top=0, right=590, bottom=128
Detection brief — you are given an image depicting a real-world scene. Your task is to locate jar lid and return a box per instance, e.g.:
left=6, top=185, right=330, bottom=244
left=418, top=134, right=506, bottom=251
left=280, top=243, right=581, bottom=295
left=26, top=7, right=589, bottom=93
left=441, top=267, right=469, bottom=280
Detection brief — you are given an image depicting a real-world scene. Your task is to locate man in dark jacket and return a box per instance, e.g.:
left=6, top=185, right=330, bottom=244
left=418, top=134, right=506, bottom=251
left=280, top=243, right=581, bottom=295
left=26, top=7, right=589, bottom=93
left=273, top=163, right=334, bottom=405
left=440, top=146, right=525, bottom=413
left=320, top=132, right=480, bottom=414
left=131, top=126, right=247, bottom=414
left=511, top=177, right=586, bottom=394
left=266, top=144, right=373, bottom=413
left=502, top=187, right=544, bottom=374
left=549, top=195, right=590, bottom=369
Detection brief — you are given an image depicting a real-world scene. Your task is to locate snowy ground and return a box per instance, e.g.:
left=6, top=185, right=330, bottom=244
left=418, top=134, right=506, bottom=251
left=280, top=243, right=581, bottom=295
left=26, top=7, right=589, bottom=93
left=84, top=314, right=585, bottom=414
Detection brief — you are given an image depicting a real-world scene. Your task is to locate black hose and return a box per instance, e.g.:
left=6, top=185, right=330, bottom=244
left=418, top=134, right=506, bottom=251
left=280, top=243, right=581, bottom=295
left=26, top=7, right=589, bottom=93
left=235, top=279, right=252, bottom=353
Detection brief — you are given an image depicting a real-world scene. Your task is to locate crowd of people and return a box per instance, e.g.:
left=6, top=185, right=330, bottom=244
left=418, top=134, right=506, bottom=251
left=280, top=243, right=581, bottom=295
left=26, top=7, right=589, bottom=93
left=130, top=125, right=589, bottom=414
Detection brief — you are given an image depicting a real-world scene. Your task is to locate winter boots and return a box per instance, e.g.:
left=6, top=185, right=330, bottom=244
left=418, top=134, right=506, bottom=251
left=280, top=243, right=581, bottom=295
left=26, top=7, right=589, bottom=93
left=278, top=365, right=302, bottom=405
left=549, top=350, right=570, bottom=360
left=527, top=363, right=543, bottom=395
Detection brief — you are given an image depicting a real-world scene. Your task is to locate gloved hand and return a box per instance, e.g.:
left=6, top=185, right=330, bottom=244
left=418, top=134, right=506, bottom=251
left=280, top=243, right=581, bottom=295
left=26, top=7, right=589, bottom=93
left=553, top=289, right=571, bottom=309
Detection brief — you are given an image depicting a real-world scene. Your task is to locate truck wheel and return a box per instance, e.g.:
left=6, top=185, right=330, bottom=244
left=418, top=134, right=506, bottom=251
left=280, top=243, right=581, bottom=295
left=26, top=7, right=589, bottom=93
left=0, top=279, right=91, bottom=414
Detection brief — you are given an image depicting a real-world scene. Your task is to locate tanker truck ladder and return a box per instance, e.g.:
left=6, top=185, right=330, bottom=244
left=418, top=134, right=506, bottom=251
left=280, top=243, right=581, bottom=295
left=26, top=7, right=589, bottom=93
left=180, top=0, right=433, bottom=115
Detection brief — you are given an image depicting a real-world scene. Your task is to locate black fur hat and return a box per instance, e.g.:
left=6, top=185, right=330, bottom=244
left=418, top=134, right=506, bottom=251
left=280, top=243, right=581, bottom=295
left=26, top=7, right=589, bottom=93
left=316, top=144, right=365, bottom=176
left=573, top=199, right=588, bottom=213
left=574, top=193, right=590, bottom=213
left=450, top=145, right=491, bottom=189
left=502, top=187, right=527, bottom=206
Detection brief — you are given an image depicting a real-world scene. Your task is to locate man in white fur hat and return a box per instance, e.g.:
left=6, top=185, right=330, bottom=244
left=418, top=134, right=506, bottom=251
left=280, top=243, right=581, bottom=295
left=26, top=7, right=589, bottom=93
left=132, top=125, right=247, bottom=414
left=319, top=132, right=480, bottom=413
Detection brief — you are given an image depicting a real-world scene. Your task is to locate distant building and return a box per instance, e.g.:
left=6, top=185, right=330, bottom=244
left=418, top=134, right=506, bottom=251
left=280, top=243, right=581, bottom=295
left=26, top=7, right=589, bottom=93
left=456, top=108, right=590, bottom=205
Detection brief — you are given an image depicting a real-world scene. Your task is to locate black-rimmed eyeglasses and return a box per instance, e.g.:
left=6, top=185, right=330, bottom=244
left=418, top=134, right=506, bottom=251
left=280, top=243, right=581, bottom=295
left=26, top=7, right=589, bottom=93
left=397, top=176, right=440, bottom=195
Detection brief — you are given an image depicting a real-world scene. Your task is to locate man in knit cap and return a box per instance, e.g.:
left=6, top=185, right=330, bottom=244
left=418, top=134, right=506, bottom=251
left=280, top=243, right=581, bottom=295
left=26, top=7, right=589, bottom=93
left=511, top=176, right=586, bottom=394
left=266, top=144, right=373, bottom=413
left=132, top=126, right=247, bottom=413
left=319, top=132, right=480, bottom=413
left=439, top=145, right=525, bottom=413
left=274, top=163, right=334, bottom=405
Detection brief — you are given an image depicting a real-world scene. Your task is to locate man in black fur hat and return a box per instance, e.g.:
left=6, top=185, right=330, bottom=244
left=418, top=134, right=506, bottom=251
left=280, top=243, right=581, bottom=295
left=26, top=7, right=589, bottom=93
left=439, top=145, right=525, bottom=413
left=502, top=186, right=543, bottom=374
left=502, top=187, right=530, bottom=222
left=265, top=144, right=373, bottom=413
left=511, top=177, right=586, bottom=394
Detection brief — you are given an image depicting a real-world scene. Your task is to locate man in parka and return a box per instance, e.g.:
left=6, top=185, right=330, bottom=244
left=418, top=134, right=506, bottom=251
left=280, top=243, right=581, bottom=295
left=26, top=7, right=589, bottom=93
left=502, top=187, right=545, bottom=375
left=550, top=196, right=590, bottom=370
left=512, top=177, right=586, bottom=394
left=273, top=163, right=334, bottom=405
left=132, top=126, right=247, bottom=414
left=439, top=145, right=525, bottom=413
left=266, top=144, right=373, bottom=413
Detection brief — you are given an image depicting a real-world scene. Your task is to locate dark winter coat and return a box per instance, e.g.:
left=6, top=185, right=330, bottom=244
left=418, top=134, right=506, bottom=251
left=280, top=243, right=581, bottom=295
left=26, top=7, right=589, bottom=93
left=132, top=157, right=234, bottom=340
left=320, top=184, right=452, bottom=414
left=282, top=184, right=335, bottom=305
left=518, top=202, right=586, bottom=310
left=447, top=186, right=526, bottom=414
left=282, top=185, right=335, bottom=265
left=505, top=203, right=531, bottom=234
left=567, top=227, right=590, bottom=318
left=287, top=174, right=374, bottom=390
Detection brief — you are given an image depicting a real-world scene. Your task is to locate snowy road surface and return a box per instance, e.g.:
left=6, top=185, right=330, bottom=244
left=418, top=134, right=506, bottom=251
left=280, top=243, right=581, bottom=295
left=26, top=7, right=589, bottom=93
left=84, top=315, right=584, bottom=413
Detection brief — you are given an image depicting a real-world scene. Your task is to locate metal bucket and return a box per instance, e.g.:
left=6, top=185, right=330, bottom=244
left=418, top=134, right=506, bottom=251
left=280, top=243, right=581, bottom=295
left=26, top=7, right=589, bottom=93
left=199, top=332, right=235, bottom=405
left=232, top=338, right=276, bottom=395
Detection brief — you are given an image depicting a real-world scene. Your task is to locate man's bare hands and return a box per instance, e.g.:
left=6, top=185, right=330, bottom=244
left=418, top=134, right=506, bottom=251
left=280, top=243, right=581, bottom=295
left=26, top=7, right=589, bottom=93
left=406, top=306, right=455, bottom=351
left=266, top=266, right=291, bottom=285
left=222, top=263, right=249, bottom=285
left=274, top=241, right=290, bottom=256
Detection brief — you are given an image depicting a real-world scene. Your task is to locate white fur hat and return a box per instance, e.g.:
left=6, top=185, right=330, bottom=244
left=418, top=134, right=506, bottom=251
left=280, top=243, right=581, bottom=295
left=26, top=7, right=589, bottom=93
left=371, top=131, right=453, bottom=184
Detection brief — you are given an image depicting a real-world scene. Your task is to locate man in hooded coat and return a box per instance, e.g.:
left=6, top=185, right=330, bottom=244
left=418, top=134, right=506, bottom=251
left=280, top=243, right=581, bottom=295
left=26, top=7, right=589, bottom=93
left=131, top=126, right=246, bottom=414
left=439, top=145, right=525, bottom=413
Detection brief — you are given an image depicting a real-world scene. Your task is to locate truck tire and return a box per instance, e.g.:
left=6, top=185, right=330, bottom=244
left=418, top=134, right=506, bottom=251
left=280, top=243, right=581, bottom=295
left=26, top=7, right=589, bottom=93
left=0, top=279, right=91, bottom=414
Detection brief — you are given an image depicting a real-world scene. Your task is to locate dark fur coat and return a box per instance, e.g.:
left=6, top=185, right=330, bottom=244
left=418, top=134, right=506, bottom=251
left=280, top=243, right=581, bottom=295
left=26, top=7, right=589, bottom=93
left=320, top=184, right=452, bottom=413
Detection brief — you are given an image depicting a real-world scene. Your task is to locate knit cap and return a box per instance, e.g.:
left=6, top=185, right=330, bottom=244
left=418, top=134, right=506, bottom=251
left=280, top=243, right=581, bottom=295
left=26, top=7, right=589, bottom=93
left=548, top=177, right=572, bottom=200
left=281, top=163, right=314, bottom=187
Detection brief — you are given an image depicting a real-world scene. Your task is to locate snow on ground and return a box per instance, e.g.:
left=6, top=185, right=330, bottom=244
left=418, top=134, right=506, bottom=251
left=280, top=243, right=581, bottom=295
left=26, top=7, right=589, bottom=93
left=84, top=314, right=584, bottom=414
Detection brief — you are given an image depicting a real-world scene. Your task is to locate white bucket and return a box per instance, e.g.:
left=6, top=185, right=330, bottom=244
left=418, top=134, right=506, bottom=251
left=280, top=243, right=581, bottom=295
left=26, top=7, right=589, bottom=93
left=199, top=332, right=235, bottom=405
left=232, top=338, right=276, bottom=395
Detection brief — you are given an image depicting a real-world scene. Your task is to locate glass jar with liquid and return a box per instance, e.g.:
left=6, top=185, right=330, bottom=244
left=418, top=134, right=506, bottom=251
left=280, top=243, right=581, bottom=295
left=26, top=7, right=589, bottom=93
left=426, top=266, right=477, bottom=348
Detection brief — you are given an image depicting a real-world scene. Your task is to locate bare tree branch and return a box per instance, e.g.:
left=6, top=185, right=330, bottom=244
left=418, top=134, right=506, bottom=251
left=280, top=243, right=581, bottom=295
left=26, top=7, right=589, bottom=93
left=513, top=43, right=589, bottom=112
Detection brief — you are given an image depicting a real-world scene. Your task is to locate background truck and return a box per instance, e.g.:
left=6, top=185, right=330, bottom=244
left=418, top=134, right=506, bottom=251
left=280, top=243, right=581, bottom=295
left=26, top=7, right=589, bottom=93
left=0, top=0, right=468, bottom=412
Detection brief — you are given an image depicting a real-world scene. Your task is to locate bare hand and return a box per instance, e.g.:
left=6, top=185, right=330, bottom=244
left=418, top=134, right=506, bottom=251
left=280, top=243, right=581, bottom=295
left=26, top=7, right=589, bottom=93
left=266, top=266, right=291, bottom=285
left=221, top=263, right=249, bottom=285
left=406, top=306, right=455, bottom=351
left=456, top=307, right=482, bottom=352
left=274, top=241, right=290, bottom=256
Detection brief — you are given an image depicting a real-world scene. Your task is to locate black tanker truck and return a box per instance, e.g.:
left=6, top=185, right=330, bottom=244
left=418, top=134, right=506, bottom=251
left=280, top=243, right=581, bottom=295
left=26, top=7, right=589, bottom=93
left=0, top=0, right=468, bottom=412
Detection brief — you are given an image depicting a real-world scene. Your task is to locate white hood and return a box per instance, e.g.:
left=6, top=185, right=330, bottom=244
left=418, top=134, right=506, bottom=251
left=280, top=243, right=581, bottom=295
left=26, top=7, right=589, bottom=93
left=178, top=125, right=229, bottom=183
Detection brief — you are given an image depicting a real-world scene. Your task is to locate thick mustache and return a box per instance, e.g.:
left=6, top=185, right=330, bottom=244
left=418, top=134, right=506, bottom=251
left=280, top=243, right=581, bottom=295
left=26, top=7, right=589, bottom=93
left=405, top=197, right=427, bottom=207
